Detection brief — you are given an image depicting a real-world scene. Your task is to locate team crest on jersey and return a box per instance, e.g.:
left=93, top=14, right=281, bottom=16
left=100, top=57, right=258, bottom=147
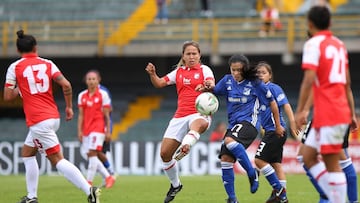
left=194, top=73, right=200, bottom=79
left=243, top=88, right=251, bottom=95
left=226, top=79, right=232, bottom=84
left=246, top=82, right=253, bottom=87
left=94, top=97, right=99, bottom=103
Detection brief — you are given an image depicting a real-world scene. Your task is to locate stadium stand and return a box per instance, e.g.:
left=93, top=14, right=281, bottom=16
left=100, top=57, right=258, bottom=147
left=0, top=0, right=141, bottom=21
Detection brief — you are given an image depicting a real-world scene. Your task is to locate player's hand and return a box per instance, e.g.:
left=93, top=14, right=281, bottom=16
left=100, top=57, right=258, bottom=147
left=145, top=63, right=156, bottom=75
left=275, top=125, right=285, bottom=137
left=174, top=144, right=190, bottom=161
left=105, top=132, right=112, bottom=142
left=295, top=110, right=308, bottom=129
left=350, top=115, right=358, bottom=132
left=65, top=107, right=73, bottom=121
left=195, top=84, right=205, bottom=92
left=204, top=80, right=215, bottom=90
left=77, top=133, right=83, bottom=142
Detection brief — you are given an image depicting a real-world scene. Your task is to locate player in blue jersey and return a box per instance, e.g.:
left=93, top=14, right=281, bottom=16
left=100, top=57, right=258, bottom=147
left=255, top=62, right=298, bottom=203
left=212, top=54, right=285, bottom=203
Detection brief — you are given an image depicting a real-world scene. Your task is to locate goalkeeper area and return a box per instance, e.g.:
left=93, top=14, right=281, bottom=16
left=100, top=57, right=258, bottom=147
left=3, top=174, right=359, bottom=202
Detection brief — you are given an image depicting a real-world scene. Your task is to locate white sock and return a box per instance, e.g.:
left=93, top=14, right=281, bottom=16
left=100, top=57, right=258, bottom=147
left=279, top=180, right=287, bottom=188
left=87, top=156, right=99, bottom=183
left=97, top=160, right=111, bottom=179
left=309, top=162, right=330, bottom=197
left=56, top=159, right=91, bottom=195
left=163, top=159, right=180, bottom=187
left=23, top=156, right=39, bottom=199
left=327, top=172, right=347, bottom=203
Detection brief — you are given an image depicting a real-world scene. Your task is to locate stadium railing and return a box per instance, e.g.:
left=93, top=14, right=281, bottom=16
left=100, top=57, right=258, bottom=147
left=0, top=14, right=359, bottom=57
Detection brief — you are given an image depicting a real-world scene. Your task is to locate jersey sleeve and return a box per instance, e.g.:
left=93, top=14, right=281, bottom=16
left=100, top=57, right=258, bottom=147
left=101, top=90, right=111, bottom=108
left=201, top=65, right=215, bottom=81
left=256, top=82, right=274, bottom=105
left=4, top=63, right=17, bottom=89
left=302, top=38, right=320, bottom=70
left=213, top=75, right=229, bottom=96
left=77, top=91, right=85, bottom=107
left=271, top=83, right=289, bottom=107
left=164, top=68, right=178, bottom=85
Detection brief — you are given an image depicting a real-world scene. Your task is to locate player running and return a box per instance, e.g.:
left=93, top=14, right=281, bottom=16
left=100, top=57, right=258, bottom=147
left=4, top=30, right=100, bottom=203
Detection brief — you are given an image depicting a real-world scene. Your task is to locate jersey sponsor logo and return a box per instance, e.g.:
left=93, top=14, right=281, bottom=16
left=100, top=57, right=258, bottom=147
left=183, top=77, right=191, bottom=85
left=228, top=97, right=241, bottom=102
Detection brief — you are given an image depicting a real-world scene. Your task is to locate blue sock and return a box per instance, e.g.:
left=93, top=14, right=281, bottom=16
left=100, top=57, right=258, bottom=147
left=103, top=160, right=110, bottom=168
left=226, top=142, right=255, bottom=177
left=303, top=165, right=327, bottom=199
left=221, top=162, right=236, bottom=200
left=261, top=164, right=282, bottom=191
left=341, top=159, right=358, bottom=202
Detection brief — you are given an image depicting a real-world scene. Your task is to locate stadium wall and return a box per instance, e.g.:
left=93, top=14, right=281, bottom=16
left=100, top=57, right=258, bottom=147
left=1, top=140, right=360, bottom=175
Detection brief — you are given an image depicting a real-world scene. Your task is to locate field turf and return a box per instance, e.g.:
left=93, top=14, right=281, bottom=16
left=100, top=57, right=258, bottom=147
left=2, top=174, right=359, bottom=203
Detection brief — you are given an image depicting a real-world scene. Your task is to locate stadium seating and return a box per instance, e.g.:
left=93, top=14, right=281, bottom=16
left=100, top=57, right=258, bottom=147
left=0, top=0, right=141, bottom=21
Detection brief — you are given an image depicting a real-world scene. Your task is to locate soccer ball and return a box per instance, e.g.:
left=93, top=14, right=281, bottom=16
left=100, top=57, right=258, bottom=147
left=195, top=92, right=219, bottom=115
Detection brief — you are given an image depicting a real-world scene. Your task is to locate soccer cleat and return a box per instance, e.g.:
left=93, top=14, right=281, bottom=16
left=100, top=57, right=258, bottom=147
left=248, top=169, right=259, bottom=193
left=17, top=196, right=38, bottom=203
left=226, top=198, right=239, bottom=203
left=265, top=190, right=277, bottom=203
left=164, top=184, right=183, bottom=203
left=105, top=175, right=116, bottom=188
left=87, top=187, right=101, bottom=203
left=266, top=187, right=288, bottom=203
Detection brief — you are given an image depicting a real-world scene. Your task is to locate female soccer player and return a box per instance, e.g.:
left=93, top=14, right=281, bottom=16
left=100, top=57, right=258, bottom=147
left=255, top=62, right=298, bottom=203
left=78, top=70, right=116, bottom=188
left=145, top=41, right=215, bottom=203
left=3, top=30, right=100, bottom=203
left=213, top=54, right=284, bottom=203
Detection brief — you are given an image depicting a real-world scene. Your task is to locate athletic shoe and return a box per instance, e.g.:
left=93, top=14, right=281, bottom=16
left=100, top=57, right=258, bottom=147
left=105, top=175, right=116, bottom=188
left=265, top=190, right=277, bottom=203
left=266, top=187, right=288, bottom=203
left=248, top=169, right=259, bottom=193
left=17, top=196, right=38, bottom=203
left=164, top=184, right=183, bottom=203
left=226, top=198, right=239, bottom=203
left=87, top=187, right=101, bottom=203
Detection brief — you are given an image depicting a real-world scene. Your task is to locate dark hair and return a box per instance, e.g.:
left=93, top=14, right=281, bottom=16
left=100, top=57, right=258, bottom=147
left=256, top=61, right=273, bottom=82
left=228, top=54, right=258, bottom=80
left=83, top=69, right=101, bottom=83
left=307, top=6, right=331, bottom=30
left=16, top=30, right=37, bottom=53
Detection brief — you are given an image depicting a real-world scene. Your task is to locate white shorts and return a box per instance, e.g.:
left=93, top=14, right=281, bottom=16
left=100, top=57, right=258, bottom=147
left=25, top=118, right=61, bottom=155
left=163, top=113, right=212, bottom=142
left=304, top=123, right=349, bottom=154
left=81, top=132, right=105, bottom=153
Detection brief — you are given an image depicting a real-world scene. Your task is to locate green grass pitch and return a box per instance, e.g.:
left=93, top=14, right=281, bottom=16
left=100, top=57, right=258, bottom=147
left=2, top=174, right=359, bottom=203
